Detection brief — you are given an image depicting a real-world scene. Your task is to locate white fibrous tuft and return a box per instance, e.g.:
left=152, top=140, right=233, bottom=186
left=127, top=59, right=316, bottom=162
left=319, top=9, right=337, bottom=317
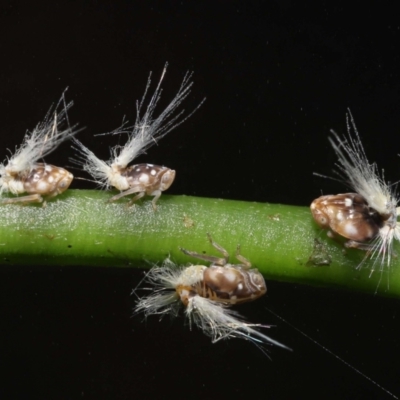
left=134, top=259, right=288, bottom=352
left=363, top=222, right=400, bottom=273
left=329, top=109, right=400, bottom=271
left=134, top=260, right=190, bottom=318
left=135, top=291, right=181, bottom=318
left=3, top=92, right=77, bottom=175
left=143, top=258, right=190, bottom=289
left=111, top=62, right=205, bottom=169
left=329, top=110, right=398, bottom=216
left=186, top=296, right=289, bottom=350
left=0, top=163, right=5, bottom=180
left=71, top=64, right=204, bottom=189
left=71, top=138, right=113, bottom=189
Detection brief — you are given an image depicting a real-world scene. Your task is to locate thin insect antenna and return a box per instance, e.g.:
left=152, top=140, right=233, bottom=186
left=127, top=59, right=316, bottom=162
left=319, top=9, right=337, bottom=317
left=265, top=307, right=399, bottom=399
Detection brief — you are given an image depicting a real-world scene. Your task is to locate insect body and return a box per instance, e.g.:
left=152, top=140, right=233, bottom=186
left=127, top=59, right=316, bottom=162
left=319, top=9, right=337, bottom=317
left=73, top=63, right=204, bottom=209
left=134, top=235, right=287, bottom=351
left=311, top=193, right=382, bottom=244
left=311, top=110, right=400, bottom=270
left=179, top=236, right=266, bottom=306
left=1, top=163, right=73, bottom=204
left=0, top=93, right=77, bottom=204
left=106, top=163, right=175, bottom=206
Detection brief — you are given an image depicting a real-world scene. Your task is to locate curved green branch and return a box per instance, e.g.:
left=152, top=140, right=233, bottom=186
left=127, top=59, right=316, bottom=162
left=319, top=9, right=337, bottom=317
left=1, top=190, right=399, bottom=297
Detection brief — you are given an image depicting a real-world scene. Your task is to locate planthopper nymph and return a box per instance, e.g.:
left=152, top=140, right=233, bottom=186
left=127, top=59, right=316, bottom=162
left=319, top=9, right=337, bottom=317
left=311, top=110, right=400, bottom=271
left=0, top=92, right=78, bottom=205
left=134, top=234, right=289, bottom=352
left=72, top=63, right=205, bottom=210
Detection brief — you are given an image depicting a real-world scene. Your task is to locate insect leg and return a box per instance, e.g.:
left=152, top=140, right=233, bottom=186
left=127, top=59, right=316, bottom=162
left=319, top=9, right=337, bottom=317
left=1, top=194, right=43, bottom=204
left=235, top=244, right=252, bottom=269
left=206, top=233, right=229, bottom=261
left=180, top=234, right=229, bottom=266
left=127, top=192, right=146, bottom=207
left=108, top=186, right=143, bottom=203
left=179, top=247, right=227, bottom=265
left=149, top=189, right=162, bottom=211
left=344, top=240, right=375, bottom=251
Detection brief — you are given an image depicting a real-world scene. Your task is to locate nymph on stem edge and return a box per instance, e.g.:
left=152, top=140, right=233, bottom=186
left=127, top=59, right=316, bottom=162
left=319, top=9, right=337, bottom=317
left=311, top=109, right=400, bottom=272
left=72, top=63, right=205, bottom=210
left=134, top=234, right=289, bottom=352
left=0, top=91, right=78, bottom=205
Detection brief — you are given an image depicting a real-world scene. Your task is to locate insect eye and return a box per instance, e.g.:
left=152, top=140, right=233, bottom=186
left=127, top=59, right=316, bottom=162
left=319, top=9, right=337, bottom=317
left=312, top=210, right=330, bottom=228
left=252, top=272, right=264, bottom=287
left=58, top=180, right=68, bottom=188
left=318, top=215, right=328, bottom=225
left=160, top=170, right=176, bottom=189
left=161, top=176, right=168, bottom=184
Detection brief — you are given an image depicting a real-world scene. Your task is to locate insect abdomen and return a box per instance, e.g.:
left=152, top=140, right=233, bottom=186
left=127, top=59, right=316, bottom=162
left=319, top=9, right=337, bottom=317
left=23, top=163, right=73, bottom=196
left=201, top=266, right=267, bottom=304
left=311, top=193, right=382, bottom=242
left=122, top=163, right=175, bottom=192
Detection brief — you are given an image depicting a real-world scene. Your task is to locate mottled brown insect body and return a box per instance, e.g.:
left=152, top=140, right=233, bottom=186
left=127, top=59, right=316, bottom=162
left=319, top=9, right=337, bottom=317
left=24, top=163, right=73, bottom=196
left=2, top=163, right=73, bottom=204
left=179, top=235, right=267, bottom=306
left=72, top=65, right=204, bottom=210
left=0, top=92, right=77, bottom=205
left=202, top=265, right=266, bottom=304
left=311, top=193, right=382, bottom=243
left=134, top=235, right=287, bottom=350
left=108, top=163, right=176, bottom=209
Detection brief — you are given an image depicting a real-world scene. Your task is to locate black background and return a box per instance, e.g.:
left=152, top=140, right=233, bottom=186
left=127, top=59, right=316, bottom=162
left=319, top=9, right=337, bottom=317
left=1, top=1, right=400, bottom=399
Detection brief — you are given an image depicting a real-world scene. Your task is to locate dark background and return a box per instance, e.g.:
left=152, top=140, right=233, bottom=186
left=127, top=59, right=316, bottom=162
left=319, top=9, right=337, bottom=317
left=1, top=1, right=400, bottom=399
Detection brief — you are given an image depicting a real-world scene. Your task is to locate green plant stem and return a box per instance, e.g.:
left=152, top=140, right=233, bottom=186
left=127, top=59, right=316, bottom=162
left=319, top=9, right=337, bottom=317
left=1, top=190, right=400, bottom=297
